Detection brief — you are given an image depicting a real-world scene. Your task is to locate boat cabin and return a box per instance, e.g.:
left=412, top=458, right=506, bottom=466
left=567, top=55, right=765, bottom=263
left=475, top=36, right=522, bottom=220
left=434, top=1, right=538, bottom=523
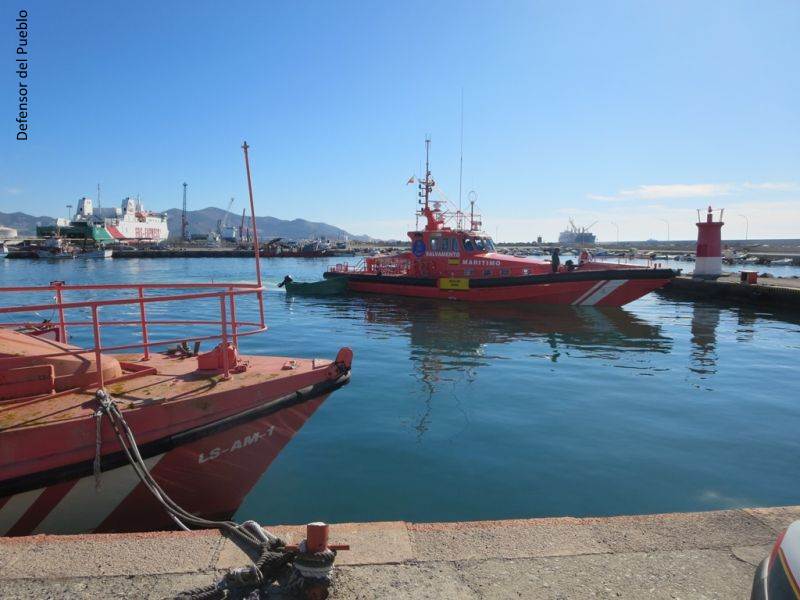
left=363, top=226, right=552, bottom=279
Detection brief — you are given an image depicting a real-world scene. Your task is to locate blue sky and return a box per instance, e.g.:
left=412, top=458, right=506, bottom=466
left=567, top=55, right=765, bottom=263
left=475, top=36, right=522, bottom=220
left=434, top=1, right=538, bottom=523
left=2, top=1, right=798, bottom=241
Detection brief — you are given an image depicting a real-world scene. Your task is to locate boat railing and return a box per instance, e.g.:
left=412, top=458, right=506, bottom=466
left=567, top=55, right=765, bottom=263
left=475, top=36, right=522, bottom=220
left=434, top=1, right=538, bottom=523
left=329, top=257, right=411, bottom=276
left=329, top=259, right=366, bottom=273
left=0, top=280, right=266, bottom=388
left=365, top=257, right=411, bottom=275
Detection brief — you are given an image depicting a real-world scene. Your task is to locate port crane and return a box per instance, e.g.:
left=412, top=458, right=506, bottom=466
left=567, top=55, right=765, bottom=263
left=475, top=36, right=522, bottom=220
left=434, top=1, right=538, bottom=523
left=216, top=198, right=236, bottom=241
left=181, top=183, right=189, bottom=241
left=568, top=218, right=597, bottom=235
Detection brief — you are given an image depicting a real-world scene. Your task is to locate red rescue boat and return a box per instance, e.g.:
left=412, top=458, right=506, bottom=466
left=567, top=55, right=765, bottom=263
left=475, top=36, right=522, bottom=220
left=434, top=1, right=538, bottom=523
left=0, top=143, right=352, bottom=536
left=325, top=140, right=676, bottom=306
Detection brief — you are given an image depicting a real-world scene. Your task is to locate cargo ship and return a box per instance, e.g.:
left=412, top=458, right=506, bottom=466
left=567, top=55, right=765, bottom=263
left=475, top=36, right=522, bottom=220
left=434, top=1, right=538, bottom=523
left=558, top=219, right=597, bottom=246
left=324, top=140, right=676, bottom=305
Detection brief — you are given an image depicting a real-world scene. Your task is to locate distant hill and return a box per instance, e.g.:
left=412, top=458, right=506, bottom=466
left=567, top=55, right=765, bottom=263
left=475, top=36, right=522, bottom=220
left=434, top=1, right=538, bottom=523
left=0, top=207, right=371, bottom=241
left=0, top=211, right=56, bottom=235
left=164, top=207, right=371, bottom=241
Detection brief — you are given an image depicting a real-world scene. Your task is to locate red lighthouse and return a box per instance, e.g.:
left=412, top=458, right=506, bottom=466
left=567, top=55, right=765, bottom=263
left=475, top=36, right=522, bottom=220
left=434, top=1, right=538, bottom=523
left=694, top=206, right=724, bottom=278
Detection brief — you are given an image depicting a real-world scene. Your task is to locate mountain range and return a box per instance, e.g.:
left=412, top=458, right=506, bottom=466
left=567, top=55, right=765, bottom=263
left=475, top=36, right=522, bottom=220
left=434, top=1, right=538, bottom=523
left=164, top=207, right=370, bottom=241
left=0, top=211, right=56, bottom=234
left=0, top=208, right=370, bottom=241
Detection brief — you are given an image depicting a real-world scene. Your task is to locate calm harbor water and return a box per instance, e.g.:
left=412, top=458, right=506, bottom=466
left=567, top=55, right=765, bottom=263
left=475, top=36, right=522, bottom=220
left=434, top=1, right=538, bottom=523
left=2, top=256, right=800, bottom=524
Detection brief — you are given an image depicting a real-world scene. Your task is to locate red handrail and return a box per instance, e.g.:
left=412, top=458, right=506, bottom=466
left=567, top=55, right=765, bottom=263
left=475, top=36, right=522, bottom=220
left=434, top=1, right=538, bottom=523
left=0, top=281, right=267, bottom=387
left=328, top=257, right=411, bottom=276
left=1, top=141, right=269, bottom=391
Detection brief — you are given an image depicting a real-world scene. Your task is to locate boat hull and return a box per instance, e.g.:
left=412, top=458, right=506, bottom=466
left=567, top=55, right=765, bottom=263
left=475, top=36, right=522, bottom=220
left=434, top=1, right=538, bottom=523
left=35, top=251, right=74, bottom=260
left=76, top=249, right=113, bottom=259
left=0, top=384, right=337, bottom=536
left=324, top=269, right=675, bottom=306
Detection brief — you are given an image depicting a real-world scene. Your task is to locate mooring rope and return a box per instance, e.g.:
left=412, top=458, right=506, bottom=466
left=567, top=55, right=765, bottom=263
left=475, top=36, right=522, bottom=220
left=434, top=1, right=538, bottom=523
left=95, top=389, right=263, bottom=545
left=93, top=389, right=336, bottom=599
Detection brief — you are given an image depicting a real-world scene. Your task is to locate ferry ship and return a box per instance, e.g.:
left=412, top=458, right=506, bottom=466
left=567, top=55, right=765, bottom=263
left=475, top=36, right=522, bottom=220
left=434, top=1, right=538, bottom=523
left=324, top=140, right=676, bottom=306
left=37, top=197, right=169, bottom=243
left=78, top=196, right=169, bottom=241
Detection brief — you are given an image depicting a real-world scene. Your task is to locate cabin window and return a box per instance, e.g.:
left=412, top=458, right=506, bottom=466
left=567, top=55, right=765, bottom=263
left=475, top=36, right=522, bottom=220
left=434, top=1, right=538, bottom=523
left=475, top=238, right=486, bottom=251
left=485, top=238, right=496, bottom=251
left=429, top=235, right=441, bottom=251
left=463, top=268, right=473, bottom=276
left=463, top=238, right=475, bottom=252
left=500, top=268, right=509, bottom=276
left=483, top=269, right=492, bottom=276
left=446, top=237, right=458, bottom=252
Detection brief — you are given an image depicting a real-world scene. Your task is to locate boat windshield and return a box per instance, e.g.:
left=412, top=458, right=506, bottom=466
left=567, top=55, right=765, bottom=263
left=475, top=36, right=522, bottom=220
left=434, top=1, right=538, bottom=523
left=462, top=237, right=495, bottom=253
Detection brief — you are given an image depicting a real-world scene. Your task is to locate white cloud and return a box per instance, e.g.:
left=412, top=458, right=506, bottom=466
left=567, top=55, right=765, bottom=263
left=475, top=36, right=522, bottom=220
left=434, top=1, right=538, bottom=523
left=586, top=194, right=621, bottom=202
left=742, top=181, right=800, bottom=192
left=588, top=181, right=800, bottom=203
left=618, top=183, right=735, bottom=200
left=3, top=187, right=23, bottom=195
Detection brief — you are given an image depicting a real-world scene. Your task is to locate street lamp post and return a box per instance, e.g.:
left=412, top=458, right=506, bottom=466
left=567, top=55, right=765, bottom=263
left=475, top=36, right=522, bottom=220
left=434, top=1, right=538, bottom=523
left=611, top=221, right=620, bottom=244
left=66, top=205, right=72, bottom=221
left=658, top=218, right=670, bottom=242
left=739, top=214, right=749, bottom=241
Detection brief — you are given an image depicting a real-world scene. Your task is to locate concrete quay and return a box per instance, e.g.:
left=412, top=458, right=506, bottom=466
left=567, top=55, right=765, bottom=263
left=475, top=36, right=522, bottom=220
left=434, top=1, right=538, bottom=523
left=660, top=274, right=800, bottom=309
left=1, top=505, right=798, bottom=599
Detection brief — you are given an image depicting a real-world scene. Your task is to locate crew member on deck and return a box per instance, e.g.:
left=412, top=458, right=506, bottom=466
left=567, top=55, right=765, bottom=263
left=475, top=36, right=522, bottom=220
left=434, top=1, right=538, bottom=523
left=551, top=247, right=560, bottom=273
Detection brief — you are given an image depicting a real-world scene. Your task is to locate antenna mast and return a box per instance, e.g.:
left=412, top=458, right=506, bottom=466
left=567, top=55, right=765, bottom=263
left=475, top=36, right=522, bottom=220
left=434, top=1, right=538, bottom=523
left=181, top=182, right=189, bottom=242
left=416, top=138, right=441, bottom=230
left=458, top=89, right=464, bottom=230
left=470, top=198, right=475, bottom=229
left=424, top=137, right=431, bottom=211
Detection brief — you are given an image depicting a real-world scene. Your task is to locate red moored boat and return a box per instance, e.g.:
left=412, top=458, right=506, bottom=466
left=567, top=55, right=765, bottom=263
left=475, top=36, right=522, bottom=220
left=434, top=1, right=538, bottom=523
left=325, top=141, right=676, bottom=306
left=0, top=144, right=352, bottom=536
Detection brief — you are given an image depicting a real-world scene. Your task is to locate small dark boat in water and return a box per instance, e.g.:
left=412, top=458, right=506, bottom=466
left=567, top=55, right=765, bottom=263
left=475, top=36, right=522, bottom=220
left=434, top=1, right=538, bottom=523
left=279, top=275, right=348, bottom=296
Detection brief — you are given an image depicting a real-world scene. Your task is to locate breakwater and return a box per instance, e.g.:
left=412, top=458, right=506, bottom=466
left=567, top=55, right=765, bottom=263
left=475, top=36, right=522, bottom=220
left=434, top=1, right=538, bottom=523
left=660, top=274, right=800, bottom=309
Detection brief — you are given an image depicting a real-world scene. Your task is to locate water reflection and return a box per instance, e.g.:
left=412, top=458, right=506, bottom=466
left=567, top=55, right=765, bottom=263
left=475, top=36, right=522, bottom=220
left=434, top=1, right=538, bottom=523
left=735, top=306, right=757, bottom=344
left=291, top=294, right=671, bottom=376
left=284, top=295, right=672, bottom=438
left=362, top=298, right=668, bottom=356
left=689, top=303, right=721, bottom=378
